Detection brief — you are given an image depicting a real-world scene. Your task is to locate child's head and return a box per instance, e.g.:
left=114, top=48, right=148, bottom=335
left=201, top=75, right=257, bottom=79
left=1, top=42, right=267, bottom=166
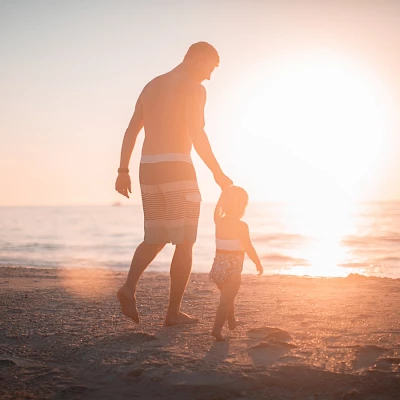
left=214, top=186, right=249, bottom=222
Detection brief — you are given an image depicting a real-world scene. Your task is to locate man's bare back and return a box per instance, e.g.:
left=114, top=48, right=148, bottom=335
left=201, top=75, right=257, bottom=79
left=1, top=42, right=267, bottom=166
left=140, top=70, right=205, bottom=156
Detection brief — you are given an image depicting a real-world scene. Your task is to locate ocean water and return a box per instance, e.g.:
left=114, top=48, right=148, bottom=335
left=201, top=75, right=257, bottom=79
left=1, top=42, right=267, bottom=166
left=1, top=202, right=400, bottom=278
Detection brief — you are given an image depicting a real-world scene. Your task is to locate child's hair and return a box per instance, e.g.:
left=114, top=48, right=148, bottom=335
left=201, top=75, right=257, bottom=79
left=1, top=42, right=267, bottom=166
left=214, top=186, right=249, bottom=223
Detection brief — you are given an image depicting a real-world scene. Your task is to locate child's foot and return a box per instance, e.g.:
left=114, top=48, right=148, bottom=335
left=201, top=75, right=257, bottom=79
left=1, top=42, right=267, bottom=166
left=228, top=317, right=237, bottom=330
left=211, top=330, right=226, bottom=341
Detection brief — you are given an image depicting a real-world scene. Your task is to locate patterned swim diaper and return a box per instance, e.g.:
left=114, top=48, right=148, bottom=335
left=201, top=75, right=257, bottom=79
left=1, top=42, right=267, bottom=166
left=209, top=252, right=244, bottom=288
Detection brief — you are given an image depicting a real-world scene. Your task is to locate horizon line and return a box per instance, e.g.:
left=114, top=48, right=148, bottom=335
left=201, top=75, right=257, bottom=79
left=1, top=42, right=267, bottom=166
left=1, top=199, right=400, bottom=208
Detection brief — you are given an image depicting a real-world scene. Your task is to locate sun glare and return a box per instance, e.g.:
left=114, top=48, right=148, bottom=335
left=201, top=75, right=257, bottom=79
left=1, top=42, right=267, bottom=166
left=279, top=199, right=361, bottom=277
left=235, top=50, right=390, bottom=204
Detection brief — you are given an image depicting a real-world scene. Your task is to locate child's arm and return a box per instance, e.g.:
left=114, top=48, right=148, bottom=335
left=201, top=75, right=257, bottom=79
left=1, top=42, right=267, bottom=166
left=240, top=222, right=263, bottom=275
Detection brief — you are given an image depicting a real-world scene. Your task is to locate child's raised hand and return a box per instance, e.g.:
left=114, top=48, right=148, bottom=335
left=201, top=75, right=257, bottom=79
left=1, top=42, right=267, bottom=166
left=256, top=263, right=263, bottom=276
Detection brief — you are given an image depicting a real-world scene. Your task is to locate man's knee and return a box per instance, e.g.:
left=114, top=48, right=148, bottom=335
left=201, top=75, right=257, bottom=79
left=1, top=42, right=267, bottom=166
left=175, top=242, right=194, bottom=255
left=171, top=243, right=193, bottom=271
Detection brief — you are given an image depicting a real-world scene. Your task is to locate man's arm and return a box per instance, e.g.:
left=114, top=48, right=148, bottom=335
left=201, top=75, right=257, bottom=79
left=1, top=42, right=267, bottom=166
left=187, top=85, right=232, bottom=188
left=115, top=96, right=144, bottom=198
left=119, top=98, right=144, bottom=169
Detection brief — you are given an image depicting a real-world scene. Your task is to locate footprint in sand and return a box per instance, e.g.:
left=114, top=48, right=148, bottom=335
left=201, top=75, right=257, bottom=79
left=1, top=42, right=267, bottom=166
left=248, top=342, right=292, bottom=368
left=325, top=344, right=390, bottom=371
left=351, top=345, right=389, bottom=370
left=246, top=327, right=297, bottom=368
left=246, top=327, right=292, bottom=342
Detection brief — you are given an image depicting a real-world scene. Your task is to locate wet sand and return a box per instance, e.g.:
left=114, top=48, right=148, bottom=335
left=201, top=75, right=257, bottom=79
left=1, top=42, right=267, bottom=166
left=1, top=266, right=400, bottom=400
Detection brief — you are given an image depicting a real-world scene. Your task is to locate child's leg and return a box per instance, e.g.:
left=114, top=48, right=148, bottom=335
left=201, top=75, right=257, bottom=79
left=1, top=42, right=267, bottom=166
left=227, top=302, right=236, bottom=330
left=212, top=274, right=241, bottom=341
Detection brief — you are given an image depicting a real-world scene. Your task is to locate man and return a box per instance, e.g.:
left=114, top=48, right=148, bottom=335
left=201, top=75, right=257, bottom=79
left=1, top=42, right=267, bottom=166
left=115, top=42, right=232, bottom=326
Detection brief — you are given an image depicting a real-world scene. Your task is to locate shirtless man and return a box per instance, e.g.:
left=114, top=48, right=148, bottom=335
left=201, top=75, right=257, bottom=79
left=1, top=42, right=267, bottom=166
left=115, top=42, right=232, bottom=326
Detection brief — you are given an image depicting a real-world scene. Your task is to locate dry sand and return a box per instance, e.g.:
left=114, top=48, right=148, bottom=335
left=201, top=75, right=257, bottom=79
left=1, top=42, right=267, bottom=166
left=1, top=266, right=400, bottom=400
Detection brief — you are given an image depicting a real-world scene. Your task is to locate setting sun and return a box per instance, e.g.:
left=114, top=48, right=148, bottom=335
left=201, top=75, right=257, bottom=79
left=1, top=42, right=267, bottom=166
left=234, top=50, right=390, bottom=203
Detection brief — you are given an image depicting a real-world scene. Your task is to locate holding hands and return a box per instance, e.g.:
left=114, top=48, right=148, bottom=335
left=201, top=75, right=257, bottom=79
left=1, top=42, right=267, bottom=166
left=256, top=263, right=263, bottom=276
left=214, top=171, right=233, bottom=190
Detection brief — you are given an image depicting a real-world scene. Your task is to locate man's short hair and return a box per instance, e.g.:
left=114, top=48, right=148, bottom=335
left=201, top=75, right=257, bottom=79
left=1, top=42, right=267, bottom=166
left=184, top=42, right=220, bottom=67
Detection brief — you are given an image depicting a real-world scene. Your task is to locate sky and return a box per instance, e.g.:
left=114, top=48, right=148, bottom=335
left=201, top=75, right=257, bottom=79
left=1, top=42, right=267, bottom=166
left=1, top=0, right=399, bottom=206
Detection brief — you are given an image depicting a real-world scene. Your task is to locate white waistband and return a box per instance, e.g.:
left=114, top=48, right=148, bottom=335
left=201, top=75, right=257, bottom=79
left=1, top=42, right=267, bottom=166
left=216, top=239, right=244, bottom=251
left=140, top=153, right=192, bottom=164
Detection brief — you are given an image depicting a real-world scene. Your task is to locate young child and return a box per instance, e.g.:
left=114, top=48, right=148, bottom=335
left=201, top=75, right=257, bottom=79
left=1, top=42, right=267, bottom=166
left=210, top=186, right=263, bottom=341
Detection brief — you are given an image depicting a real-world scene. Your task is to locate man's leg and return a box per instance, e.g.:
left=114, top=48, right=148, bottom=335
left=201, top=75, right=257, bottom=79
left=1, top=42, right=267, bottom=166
left=117, top=241, right=165, bottom=323
left=164, top=242, right=198, bottom=326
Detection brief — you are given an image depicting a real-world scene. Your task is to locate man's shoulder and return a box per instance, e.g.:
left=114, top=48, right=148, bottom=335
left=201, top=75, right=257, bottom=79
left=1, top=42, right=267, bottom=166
left=141, top=72, right=205, bottom=101
left=143, top=74, right=166, bottom=91
left=139, top=74, right=167, bottom=103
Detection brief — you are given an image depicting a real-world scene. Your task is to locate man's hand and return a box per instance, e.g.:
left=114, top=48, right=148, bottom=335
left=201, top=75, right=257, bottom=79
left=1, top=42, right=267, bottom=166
left=115, top=173, right=132, bottom=198
left=214, top=172, right=233, bottom=189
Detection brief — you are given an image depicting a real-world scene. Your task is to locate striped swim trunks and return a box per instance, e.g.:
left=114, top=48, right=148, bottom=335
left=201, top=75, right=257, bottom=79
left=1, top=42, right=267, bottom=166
left=139, top=153, right=202, bottom=245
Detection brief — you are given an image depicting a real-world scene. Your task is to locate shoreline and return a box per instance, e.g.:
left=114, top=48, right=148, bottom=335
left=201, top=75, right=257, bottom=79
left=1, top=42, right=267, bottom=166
left=1, top=266, right=400, bottom=399
left=1, top=264, right=399, bottom=281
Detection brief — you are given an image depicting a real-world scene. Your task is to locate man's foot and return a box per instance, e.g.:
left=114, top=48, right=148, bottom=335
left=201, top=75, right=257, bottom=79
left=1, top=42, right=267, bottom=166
left=116, top=286, right=139, bottom=323
left=211, top=330, right=226, bottom=341
left=164, top=311, right=199, bottom=326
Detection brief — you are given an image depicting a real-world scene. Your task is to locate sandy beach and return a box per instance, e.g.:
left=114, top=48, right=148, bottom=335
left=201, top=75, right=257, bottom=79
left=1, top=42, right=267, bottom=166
left=1, top=266, right=400, bottom=400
